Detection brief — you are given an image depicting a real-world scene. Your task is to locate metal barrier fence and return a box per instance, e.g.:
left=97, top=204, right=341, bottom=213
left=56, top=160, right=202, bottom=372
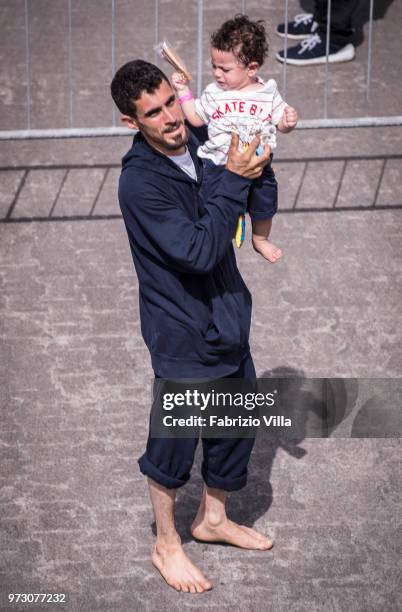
left=1, top=0, right=401, bottom=140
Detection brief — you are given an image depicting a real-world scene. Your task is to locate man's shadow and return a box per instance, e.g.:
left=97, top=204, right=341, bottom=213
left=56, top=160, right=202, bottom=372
left=351, top=392, right=402, bottom=437
left=300, top=0, right=394, bottom=47
left=159, top=367, right=359, bottom=543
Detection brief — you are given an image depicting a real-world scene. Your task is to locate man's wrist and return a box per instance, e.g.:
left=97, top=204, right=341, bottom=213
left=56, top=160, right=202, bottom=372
left=223, top=166, right=252, bottom=185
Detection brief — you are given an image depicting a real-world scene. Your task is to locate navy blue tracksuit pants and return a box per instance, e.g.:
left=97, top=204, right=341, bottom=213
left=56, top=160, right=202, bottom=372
left=138, top=353, right=256, bottom=491
left=314, top=0, right=360, bottom=48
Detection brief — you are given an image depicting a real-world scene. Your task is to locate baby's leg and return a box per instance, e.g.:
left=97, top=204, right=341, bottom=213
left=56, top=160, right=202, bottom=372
left=251, top=219, right=282, bottom=263
left=248, top=160, right=282, bottom=263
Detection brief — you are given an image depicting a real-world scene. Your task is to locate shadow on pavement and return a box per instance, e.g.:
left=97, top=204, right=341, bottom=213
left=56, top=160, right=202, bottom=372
left=150, top=367, right=360, bottom=543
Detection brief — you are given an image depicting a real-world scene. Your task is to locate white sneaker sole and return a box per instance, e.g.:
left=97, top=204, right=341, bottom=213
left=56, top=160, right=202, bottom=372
left=276, top=29, right=312, bottom=40
left=276, top=44, right=355, bottom=66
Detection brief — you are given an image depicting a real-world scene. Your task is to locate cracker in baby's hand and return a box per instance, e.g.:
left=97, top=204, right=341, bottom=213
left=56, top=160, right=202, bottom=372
left=155, top=40, right=192, bottom=81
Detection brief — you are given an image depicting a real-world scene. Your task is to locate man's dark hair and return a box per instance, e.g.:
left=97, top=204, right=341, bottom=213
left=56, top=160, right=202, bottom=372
left=110, top=60, right=169, bottom=118
left=210, top=14, right=268, bottom=67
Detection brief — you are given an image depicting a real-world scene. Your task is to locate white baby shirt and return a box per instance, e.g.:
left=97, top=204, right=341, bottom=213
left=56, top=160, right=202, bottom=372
left=194, top=78, right=287, bottom=165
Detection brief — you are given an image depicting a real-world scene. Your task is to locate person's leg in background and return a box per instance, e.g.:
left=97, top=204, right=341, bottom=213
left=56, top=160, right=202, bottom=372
left=276, top=0, right=360, bottom=65
left=314, top=0, right=360, bottom=49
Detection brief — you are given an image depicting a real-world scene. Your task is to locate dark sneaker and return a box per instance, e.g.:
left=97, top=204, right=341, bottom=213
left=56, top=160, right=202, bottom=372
left=276, top=33, right=355, bottom=66
left=276, top=13, right=318, bottom=39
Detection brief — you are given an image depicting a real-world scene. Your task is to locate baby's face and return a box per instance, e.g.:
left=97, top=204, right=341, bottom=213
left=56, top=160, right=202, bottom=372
left=210, top=47, right=255, bottom=91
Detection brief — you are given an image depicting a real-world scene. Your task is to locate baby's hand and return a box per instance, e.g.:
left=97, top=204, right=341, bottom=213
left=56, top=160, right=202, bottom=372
left=171, top=71, right=190, bottom=92
left=282, top=106, right=298, bottom=129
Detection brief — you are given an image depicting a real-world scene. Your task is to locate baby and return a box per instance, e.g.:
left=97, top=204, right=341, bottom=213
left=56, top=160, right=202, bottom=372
left=172, top=14, right=298, bottom=262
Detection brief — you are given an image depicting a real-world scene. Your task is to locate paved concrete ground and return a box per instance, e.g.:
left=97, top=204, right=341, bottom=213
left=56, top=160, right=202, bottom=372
left=1, top=1, right=402, bottom=611
left=1, top=199, right=402, bottom=612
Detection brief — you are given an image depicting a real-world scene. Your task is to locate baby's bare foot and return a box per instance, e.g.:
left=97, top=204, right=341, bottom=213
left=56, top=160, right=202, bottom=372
left=152, top=541, right=213, bottom=593
left=252, top=237, right=283, bottom=263
left=191, top=516, right=273, bottom=550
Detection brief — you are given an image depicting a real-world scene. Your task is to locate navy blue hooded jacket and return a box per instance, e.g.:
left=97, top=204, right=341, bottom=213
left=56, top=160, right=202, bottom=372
left=118, top=130, right=253, bottom=378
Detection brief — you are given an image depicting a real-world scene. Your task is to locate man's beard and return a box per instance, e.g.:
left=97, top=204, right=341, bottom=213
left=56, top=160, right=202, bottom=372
left=162, top=123, right=188, bottom=150
left=137, top=120, right=189, bottom=153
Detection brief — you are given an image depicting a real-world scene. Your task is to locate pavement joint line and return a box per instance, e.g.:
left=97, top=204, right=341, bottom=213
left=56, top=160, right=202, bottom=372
left=1, top=214, right=123, bottom=223
left=2, top=206, right=402, bottom=225
left=283, top=204, right=402, bottom=212
left=0, top=154, right=402, bottom=173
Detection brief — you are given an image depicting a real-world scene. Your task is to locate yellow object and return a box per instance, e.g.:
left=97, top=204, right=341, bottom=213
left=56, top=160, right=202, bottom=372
left=235, top=214, right=246, bottom=248
left=234, top=140, right=249, bottom=248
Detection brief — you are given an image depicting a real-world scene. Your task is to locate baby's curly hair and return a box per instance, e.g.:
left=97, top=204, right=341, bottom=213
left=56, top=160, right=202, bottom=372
left=210, top=14, right=268, bottom=67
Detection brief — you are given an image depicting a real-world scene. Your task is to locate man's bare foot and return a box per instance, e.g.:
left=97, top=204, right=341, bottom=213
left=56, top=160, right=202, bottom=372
left=191, top=515, right=273, bottom=550
left=252, top=237, right=283, bottom=263
left=152, top=539, right=213, bottom=593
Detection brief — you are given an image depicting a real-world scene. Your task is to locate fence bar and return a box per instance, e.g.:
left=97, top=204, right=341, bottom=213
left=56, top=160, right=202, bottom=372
left=68, top=0, right=73, bottom=127
left=282, top=0, right=289, bottom=99
left=0, top=127, right=133, bottom=140
left=298, top=116, right=402, bottom=128
left=154, top=0, right=159, bottom=65
left=366, top=0, right=374, bottom=104
left=196, top=0, right=203, bottom=98
left=2, top=117, right=402, bottom=141
left=111, top=0, right=116, bottom=126
left=24, top=0, right=31, bottom=130
left=324, top=0, right=332, bottom=119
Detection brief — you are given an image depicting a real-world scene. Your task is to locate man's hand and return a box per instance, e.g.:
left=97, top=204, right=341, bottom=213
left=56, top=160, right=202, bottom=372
left=278, top=106, right=298, bottom=132
left=226, top=133, right=271, bottom=180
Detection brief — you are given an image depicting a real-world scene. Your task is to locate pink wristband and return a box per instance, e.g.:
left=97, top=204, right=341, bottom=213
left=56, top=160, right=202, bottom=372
left=178, top=90, right=194, bottom=104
